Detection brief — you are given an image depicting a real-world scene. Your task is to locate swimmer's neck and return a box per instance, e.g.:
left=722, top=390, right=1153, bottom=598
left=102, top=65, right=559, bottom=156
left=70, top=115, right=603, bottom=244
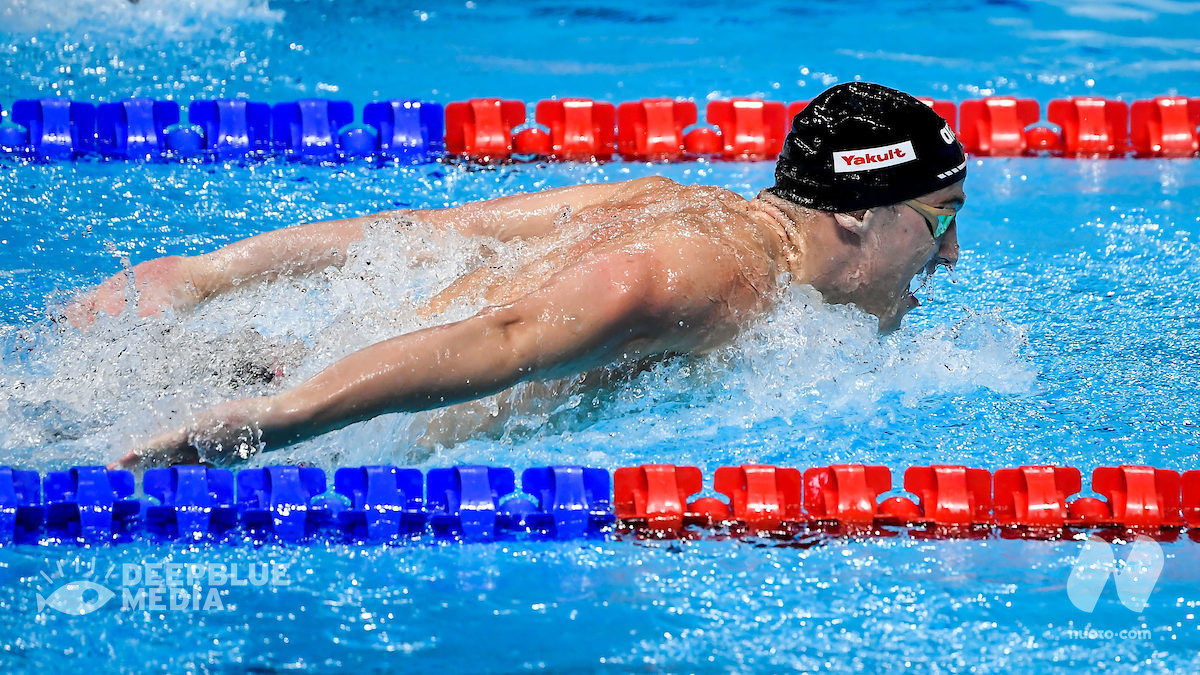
left=750, top=191, right=818, bottom=284
left=749, top=190, right=861, bottom=302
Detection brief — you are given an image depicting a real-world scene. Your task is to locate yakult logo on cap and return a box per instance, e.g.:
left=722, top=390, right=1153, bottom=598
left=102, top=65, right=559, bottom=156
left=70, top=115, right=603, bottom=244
left=833, top=140, right=917, bottom=173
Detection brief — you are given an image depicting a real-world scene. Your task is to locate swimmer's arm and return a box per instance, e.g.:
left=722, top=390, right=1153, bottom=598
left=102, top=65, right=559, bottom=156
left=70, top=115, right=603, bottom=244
left=68, top=212, right=381, bottom=326
left=187, top=212, right=383, bottom=299
left=74, top=177, right=666, bottom=326
left=117, top=246, right=719, bottom=466
left=393, top=176, right=670, bottom=242
left=258, top=247, right=680, bottom=443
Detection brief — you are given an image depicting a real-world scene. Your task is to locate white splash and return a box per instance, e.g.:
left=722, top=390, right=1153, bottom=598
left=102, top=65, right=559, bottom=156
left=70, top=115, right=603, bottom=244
left=0, top=214, right=1036, bottom=470
left=0, top=0, right=283, bottom=37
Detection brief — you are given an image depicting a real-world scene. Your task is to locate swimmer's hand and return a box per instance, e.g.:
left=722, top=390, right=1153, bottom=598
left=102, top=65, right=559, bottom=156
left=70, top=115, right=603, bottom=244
left=66, top=255, right=204, bottom=329
left=111, top=397, right=279, bottom=470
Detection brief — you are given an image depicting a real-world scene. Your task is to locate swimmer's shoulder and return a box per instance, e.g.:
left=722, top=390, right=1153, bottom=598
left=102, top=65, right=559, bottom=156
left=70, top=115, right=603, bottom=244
left=626, top=224, right=773, bottom=330
left=617, top=177, right=750, bottom=213
left=623, top=175, right=678, bottom=190
left=610, top=175, right=683, bottom=201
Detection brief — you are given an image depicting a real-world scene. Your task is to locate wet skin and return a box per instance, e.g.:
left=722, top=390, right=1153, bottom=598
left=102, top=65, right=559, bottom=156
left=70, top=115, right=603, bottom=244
left=65, top=175, right=963, bottom=467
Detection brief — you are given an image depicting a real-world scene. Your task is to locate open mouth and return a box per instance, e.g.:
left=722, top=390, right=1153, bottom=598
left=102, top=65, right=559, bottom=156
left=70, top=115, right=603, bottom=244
left=906, top=268, right=936, bottom=308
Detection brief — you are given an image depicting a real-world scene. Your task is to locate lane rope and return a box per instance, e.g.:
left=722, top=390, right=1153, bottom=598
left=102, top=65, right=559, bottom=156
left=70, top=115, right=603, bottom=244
left=3, top=463, right=1199, bottom=544
left=0, top=95, right=1196, bottom=163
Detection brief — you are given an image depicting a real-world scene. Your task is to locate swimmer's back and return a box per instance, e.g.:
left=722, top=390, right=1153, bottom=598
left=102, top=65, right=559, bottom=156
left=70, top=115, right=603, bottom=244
left=417, top=177, right=782, bottom=331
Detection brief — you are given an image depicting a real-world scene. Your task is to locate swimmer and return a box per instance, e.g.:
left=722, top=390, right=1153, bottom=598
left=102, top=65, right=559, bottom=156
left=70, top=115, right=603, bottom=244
left=75, top=82, right=965, bottom=468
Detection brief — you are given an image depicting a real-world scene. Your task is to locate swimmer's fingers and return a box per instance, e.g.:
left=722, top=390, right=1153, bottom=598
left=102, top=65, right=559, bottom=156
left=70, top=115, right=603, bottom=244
left=112, top=398, right=272, bottom=470
left=61, top=298, right=98, bottom=330
left=64, top=273, right=133, bottom=330
left=109, top=427, right=199, bottom=470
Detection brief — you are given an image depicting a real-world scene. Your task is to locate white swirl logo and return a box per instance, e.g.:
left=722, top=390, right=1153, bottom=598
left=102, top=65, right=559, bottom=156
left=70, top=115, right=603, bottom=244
left=1067, top=534, right=1164, bottom=613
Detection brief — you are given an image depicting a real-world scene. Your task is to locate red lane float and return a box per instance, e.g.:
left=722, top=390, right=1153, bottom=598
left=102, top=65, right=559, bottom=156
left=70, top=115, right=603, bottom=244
left=440, top=95, right=1198, bottom=162
left=993, top=466, right=1080, bottom=529
left=901, top=465, right=993, bottom=527
left=614, top=463, right=1194, bottom=538
left=1131, top=96, right=1200, bottom=157
left=701, top=98, right=788, bottom=160
left=617, top=98, right=697, bottom=160
left=1069, top=466, right=1183, bottom=529
left=802, top=464, right=894, bottom=526
left=1184, top=470, right=1200, bottom=526
left=514, top=98, right=616, bottom=160
left=1046, top=97, right=1129, bottom=157
left=713, top=465, right=802, bottom=532
left=613, top=464, right=705, bottom=533
left=958, top=97, right=1042, bottom=156
left=444, top=98, right=526, bottom=160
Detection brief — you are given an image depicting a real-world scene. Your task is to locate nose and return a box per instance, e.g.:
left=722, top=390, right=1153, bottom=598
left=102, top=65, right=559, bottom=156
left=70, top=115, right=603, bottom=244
left=937, top=223, right=959, bottom=267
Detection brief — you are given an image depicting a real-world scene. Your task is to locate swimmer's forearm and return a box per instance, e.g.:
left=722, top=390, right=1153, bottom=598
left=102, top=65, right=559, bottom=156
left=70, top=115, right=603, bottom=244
left=257, top=308, right=548, bottom=444
left=188, top=214, right=378, bottom=299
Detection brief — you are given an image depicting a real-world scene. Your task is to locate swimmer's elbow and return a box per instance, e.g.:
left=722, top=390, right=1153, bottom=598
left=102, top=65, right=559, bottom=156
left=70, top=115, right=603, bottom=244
left=475, top=305, right=536, bottom=379
left=479, top=262, right=654, bottom=379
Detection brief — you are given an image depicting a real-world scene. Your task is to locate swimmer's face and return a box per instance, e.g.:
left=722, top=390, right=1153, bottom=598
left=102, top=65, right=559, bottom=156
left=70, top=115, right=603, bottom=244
left=841, top=180, right=964, bottom=332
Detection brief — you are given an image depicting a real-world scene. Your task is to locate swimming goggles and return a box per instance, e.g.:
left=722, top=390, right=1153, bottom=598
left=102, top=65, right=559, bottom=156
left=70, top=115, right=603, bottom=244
left=904, top=199, right=957, bottom=239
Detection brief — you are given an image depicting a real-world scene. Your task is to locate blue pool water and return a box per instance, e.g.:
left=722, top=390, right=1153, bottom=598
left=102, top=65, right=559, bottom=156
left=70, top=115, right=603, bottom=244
left=2, top=0, right=1200, bottom=671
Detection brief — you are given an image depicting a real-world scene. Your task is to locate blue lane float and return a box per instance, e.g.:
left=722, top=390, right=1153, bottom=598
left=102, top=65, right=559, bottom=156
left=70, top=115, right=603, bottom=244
left=7, top=98, right=96, bottom=159
left=142, top=466, right=238, bottom=539
left=96, top=98, right=180, bottom=159
left=334, top=465, right=426, bottom=541
left=0, top=96, right=446, bottom=162
left=0, top=464, right=614, bottom=545
left=237, top=465, right=340, bottom=541
left=521, top=466, right=614, bottom=539
left=176, top=98, right=273, bottom=159
left=271, top=98, right=357, bottom=161
left=42, top=466, right=140, bottom=542
left=363, top=99, right=445, bottom=162
left=0, top=467, right=42, bottom=545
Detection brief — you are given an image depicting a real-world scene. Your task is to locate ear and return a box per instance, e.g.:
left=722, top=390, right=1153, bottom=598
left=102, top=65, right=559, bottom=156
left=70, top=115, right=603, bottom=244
left=833, top=209, right=870, bottom=234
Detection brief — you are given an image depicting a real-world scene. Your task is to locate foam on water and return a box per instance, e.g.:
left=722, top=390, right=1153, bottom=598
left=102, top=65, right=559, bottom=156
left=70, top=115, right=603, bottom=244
left=0, top=205, right=1035, bottom=471
left=1, top=0, right=281, bottom=36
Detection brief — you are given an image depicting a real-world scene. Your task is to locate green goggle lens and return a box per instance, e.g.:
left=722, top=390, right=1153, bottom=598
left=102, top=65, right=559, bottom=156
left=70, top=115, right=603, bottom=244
left=935, top=213, right=953, bottom=238
left=904, top=199, right=958, bottom=240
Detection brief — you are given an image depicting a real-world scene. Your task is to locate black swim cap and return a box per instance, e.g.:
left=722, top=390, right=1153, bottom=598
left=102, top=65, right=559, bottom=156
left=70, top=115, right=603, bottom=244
left=770, top=82, right=967, bottom=213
